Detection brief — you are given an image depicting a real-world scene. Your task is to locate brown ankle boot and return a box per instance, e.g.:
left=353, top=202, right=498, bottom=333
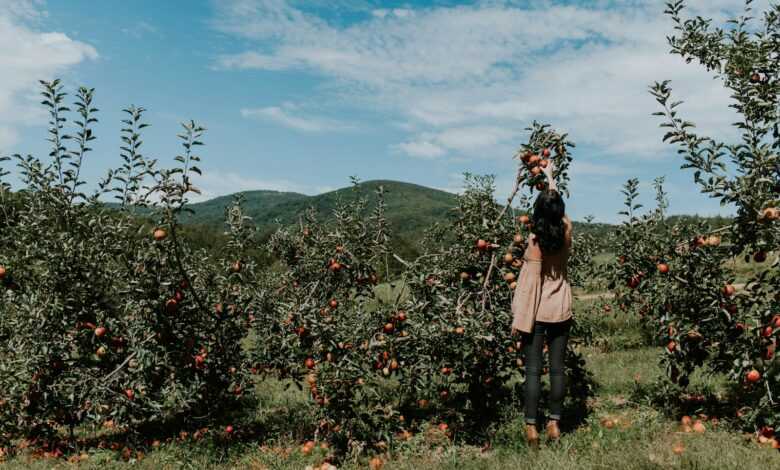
left=526, top=424, right=539, bottom=447
left=546, top=420, right=561, bottom=441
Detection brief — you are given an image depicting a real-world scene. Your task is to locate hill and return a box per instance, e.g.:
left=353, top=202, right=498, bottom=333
left=183, top=180, right=458, bottom=245
left=177, top=180, right=731, bottom=255
left=116, top=180, right=737, bottom=268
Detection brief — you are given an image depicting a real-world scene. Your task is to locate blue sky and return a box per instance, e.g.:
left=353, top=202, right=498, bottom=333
left=0, top=0, right=767, bottom=222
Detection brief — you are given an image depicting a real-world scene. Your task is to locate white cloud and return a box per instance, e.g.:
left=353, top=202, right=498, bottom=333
left=212, top=0, right=771, bottom=162
left=241, top=103, right=354, bottom=132
left=0, top=0, right=98, bottom=152
left=372, top=8, right=414, bottom=19
left=395, top=140, right=446, bottom=159
left=395, top=125, right=517, bottom=158
left=391, top=8, right=414, bottom=18
left=0, top=0, right=44, bottom=20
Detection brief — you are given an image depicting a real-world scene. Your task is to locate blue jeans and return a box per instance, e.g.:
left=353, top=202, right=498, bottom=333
left=522, top=319, right=571, bottom=424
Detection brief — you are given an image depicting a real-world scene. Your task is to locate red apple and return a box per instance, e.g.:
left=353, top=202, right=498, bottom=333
left=194, top=355, right=206, bottom=368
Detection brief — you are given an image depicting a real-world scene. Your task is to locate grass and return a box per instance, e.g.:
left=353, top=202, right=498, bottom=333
left=571, top=297, right=648, bottom=352
left=4, top=299, right=780, bottom=469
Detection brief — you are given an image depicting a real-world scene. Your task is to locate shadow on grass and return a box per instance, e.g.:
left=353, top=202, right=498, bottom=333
left=5, top=364, right=598, bottom=464
left=3, top=376, right=319, bottom=464
left=628, top=376, right=760, bottom=431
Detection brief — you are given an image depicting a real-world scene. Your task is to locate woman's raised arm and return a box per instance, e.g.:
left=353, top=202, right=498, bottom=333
left=542, top=158, right=557, bottom=192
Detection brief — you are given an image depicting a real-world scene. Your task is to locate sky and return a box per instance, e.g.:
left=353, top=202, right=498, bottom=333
left=0, top=0, right=771, bottom=222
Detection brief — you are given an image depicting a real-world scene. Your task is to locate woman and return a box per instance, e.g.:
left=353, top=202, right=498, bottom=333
left=511, top=160, right=573, bottom=446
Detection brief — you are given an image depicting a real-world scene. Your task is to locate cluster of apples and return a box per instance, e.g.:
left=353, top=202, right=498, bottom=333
left=519, top=148, right=552, bottom=191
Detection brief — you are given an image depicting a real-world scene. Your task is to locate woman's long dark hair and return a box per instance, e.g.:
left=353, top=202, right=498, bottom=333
left=530, top=189, right=566, bottom=253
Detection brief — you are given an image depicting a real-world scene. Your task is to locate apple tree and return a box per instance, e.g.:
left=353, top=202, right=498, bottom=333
left=633, top=0, right=780, bottom=432
left=0, top=81, right=254, bottom=452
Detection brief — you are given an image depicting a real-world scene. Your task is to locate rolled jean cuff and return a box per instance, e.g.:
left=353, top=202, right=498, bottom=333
left=549, top=414, right=561, bottom=421
left=525, top=417, right=537, bottom=425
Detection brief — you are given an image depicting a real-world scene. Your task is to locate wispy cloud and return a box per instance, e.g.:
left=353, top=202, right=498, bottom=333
left=241, top=102, right=354, bottom=132
left=396, top=125, right=518, bottom=159
left=216, top=51, right=301, bottom=71
left=121, top=20, right=159, bottom=38
left=394, top=140, right=446, bottom=159
left=0, top=0, right=98, bottom=151
left=212, top=0, right=769, bottom=162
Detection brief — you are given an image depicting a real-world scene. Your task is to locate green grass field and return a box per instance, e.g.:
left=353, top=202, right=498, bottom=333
left=4, top=296, right=779, bottom=469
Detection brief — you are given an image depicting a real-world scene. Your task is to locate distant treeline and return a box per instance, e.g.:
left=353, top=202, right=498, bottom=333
left=2, top=183, right=737, bottom=276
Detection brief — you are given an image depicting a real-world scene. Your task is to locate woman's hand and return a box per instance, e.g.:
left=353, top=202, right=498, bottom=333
left=542, top=159, right=557, bottom=191
left=542, top=158, right=555, bottom=180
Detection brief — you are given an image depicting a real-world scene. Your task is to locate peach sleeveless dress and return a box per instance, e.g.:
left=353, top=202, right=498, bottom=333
left=510, top=234, right=572, bottom=333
